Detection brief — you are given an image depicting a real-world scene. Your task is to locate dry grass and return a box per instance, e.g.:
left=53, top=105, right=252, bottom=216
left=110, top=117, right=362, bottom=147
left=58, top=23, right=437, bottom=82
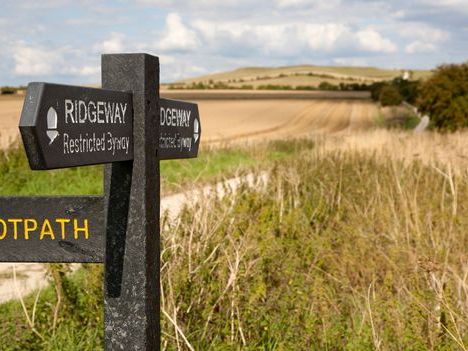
left=1, top=130, right=468, bottom=349
left=160, top=131, right=468, bottom=350
left=317, top=130, right=468, bottom=173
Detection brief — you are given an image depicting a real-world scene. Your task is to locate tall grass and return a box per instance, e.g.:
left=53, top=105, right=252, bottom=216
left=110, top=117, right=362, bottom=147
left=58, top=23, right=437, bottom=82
left=161, top=147, right=468, bottom=350
left=2, top=135, right=468, bottom=349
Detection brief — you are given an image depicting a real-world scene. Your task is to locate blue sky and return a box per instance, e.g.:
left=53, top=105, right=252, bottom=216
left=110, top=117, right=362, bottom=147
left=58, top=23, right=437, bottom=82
left=0, top=0, right=467, bottom=85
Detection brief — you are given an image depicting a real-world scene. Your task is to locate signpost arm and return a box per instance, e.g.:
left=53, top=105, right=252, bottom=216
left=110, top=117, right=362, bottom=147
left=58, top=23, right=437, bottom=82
left=102, top=54, right=160, bottom=350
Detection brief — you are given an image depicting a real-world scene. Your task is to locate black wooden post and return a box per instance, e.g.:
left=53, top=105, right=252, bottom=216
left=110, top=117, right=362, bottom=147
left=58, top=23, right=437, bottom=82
left=6, top=51, right=200, bottom=348
left=102, top=54, right=160, bottom=350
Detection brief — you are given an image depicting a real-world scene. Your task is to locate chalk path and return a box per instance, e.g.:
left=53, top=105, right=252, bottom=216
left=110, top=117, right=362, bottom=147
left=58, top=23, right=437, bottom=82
left=0, top=173, right=268, bottom=304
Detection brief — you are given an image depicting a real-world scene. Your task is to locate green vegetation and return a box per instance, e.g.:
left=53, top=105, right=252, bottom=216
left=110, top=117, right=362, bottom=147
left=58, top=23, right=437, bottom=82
left=0, top=264, right=103, bottom=351
left=375, top=107, right=420, bottom=130
left=0, top=144, right=103, bottom=196
left=369, top=78, right=421, bottom=106
left=370, top=62, right=468, bottom=131
left=169, top=80, right=373, bottom=92
left=0, top=142, right=297, bottom=196
left=379, top=85, right=403, bottom=107
left=318, top=81, right=339, bottom=91
left=0, top=140, right=313, bottom=350
left=256, top=84, right=294, bottom=90
left=162, top=148, right=468, bottom=350
left=1, top=87, right=17, bottom=95
left=418, top=62, right=468, bottom=131
left=2, top=139, right=468, bottom=349
left=168, top=82, right=255, bottom=90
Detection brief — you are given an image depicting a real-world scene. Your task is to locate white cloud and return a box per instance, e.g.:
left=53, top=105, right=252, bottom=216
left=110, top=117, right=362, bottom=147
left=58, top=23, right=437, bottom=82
left=193, top=20, right=397, bottom=56
left=418, top=0, right=468, bottom=12
left=157, top=54, right=206, bottom=82
left=356, top=29, right=398, bottom=53
left=405, top=41, right=436, bottom=54
left=1, top=0, right=466, bottom=84
left=93, top=32, right=127, bottom=53
left=302, top=24, right=351, bottom=51
left=333, top=57, right=370, bottom=66
left=67, top=65, right=100, bottom=76
left=397, top=23, right=449, bottom=42
left=13, top=43, right=62, bottom=75
left=275, top=0, right=341, bottom=9
left=397, top=23, right=449, bottom=55
left=158, top=13, right=200, bottom=51
left=12, top=42, right=99, bottom=78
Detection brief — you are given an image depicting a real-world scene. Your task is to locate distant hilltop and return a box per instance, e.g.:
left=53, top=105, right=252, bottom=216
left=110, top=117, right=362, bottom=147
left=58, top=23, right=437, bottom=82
left=167, top=65, right=432, bottom=90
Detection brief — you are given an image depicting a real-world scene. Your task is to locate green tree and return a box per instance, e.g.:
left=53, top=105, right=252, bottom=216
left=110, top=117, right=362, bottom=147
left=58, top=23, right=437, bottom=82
left=418, top=62, right=468, bottom=131
left=379, top=85, right=403, bottom=106
left=369, top=82, right=386, bottom=101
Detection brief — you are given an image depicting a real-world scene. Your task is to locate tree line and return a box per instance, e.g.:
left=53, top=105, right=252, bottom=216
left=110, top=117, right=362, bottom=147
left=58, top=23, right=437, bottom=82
left=370, top=63, right=468, bottom=131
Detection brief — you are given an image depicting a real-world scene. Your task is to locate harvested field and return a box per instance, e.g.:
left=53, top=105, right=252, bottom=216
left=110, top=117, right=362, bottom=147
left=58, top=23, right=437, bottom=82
left=0, top=95, right=23, bottom=149
left=198, top=99, right=378, bottom=143
left=0, top=91, right=378, bottom=148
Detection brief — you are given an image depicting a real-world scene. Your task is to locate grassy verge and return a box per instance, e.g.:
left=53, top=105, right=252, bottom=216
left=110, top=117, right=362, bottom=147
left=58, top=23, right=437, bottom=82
left=0, top=140, right=312, bottom=350
left=3, top=138, right=468, bottom=349
left=0, top=141, right=304, bottom=196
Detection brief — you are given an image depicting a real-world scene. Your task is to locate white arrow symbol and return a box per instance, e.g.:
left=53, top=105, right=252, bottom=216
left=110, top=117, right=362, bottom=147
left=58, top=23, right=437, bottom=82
left=46, top=107, right=59, bottom=145
left=193, top=118, right=199, bottom=143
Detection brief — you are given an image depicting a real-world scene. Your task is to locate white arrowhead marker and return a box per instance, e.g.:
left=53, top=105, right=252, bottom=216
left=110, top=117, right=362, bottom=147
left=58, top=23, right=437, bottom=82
left=46, top=107, right=59, bottom=145
left=193, top=118, right=199, bottom=143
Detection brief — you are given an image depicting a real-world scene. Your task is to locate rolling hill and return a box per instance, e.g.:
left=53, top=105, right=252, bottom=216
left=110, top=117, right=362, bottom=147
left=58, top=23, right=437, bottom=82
left=168, top=64, right=432, bottom=89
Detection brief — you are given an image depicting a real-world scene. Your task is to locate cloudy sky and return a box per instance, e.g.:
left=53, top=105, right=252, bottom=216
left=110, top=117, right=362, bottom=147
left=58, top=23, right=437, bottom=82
left=0, top=0, right=467, bottom=85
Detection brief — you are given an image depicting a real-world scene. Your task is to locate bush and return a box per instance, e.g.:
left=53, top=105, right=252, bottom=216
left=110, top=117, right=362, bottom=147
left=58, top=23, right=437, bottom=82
left=295, top=85, right=316, bottom=91
left=1, top=87, right=16, bottom=95
left=393, top=78, right=420, bottom=104
left=417, top=62, right=468, bottom=131
left=318, top=81, right=338, bottom=91
left=369, top=82, right=386, bottom=101
left=256, top=84, right=293, bottom=90
left=379, top=85, right=403, bottom=106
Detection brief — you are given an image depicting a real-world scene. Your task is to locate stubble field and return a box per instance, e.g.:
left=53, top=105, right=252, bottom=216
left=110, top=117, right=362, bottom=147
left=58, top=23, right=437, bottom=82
left=0, top=91, right=377, bottom=148
left=0, top=95, right=23, bottom=149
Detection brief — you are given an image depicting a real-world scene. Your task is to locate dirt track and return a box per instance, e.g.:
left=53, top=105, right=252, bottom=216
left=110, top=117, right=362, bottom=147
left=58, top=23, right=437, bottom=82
left=0, top=92, right=377, bottom=148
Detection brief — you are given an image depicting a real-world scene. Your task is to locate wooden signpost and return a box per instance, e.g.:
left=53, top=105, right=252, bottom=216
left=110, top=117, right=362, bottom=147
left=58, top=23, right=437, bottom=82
left=0, top=53, right=201, bottom=350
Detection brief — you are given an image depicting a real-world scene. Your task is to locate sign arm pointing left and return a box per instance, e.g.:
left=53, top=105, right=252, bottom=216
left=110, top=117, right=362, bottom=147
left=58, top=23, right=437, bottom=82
left=18, top=82, right=201, bottom=170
